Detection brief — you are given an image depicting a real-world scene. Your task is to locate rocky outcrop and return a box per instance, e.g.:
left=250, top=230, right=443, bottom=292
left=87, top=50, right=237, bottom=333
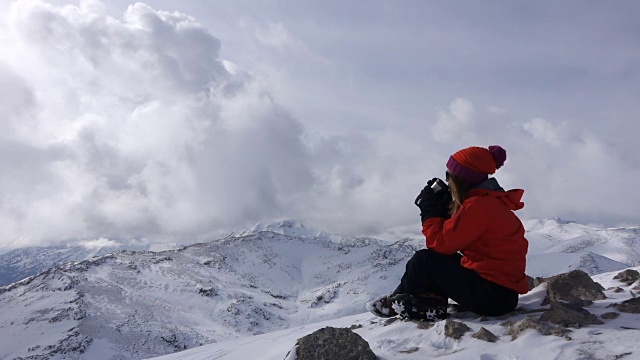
left=545, top=270, right=606, bottom=305
left=504, top=317, right=572, bottom=340
left=539, top=301, right=603, bottom=328
left=289, top=327, right=376, bottom=360
left=613, top=269, right=640, bottom=286
left=444, top=319, right=471, bottom=340
left=612, top=297, right=640, bottom=314
left=472, top=327, right=499, bottom=342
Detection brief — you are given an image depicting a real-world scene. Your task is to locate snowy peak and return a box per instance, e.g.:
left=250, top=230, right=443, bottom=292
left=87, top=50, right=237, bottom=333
left=225, top=219, right=385, bottom=248
left=227, top=219, right=342, bottom=241
left=524, top=220, right=640, bottom=277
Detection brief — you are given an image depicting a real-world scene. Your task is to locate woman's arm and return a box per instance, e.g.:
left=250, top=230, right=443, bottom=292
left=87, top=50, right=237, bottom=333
left=422, top=197, right=493, bottom=254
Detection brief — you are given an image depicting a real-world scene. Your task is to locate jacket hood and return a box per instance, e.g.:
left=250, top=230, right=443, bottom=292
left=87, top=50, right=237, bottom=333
left=468, top=178, right=525, bottom=211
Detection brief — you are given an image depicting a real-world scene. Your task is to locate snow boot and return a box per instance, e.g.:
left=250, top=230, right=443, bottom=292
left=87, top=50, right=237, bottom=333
left=366, top=295, right=397, bottom=318
left=390, top=294, right=448, bottom=321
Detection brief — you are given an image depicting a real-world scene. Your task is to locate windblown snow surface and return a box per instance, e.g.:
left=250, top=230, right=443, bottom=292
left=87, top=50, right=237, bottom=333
left=153, top=267, right=640, bottom=360
left=0, top=219, right=639, bottom=360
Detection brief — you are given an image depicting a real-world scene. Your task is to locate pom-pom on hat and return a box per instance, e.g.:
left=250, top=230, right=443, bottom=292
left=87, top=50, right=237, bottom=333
left=446, top=145, right=507, bottom=185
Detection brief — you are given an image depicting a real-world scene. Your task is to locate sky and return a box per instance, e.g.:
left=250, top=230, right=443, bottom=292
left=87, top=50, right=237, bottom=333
left=0, top=0, right=639, bottom=250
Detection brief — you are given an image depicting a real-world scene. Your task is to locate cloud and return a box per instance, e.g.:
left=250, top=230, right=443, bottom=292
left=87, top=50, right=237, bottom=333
left=522, top=118, right=563, bottom=146
left=425, top=98, right=640, bottom=227
left=240, top=16, right=308, bottom=54
left=0, top=0, right=321, bottom=247
left=431, top=98, right=477, bottom=144
left=0, top=0, right=638, bottom=250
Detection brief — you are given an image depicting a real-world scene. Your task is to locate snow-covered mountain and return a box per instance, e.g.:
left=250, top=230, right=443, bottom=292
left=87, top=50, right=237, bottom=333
left=0, top=240, right=181, bottom=286
left=523, top=218, right=640, bottom=277
left=2, top=218, right=637, bottom=288
left=0, top=222, right=419, bottom=359
left=0, top=218, right=638, bottom=359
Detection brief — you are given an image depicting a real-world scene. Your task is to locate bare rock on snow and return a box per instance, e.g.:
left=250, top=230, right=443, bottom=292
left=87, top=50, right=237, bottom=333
left=444, top=319, right=472, bottom=340
left=614, top=269, right=640, bottom=286
left=472, top=327, right=499, bottom=342
left=539, top=301, right=604, bottom=328
left=504, top=316, right=572, bottom=340
left=546, top=270, right=606, bottom=305
left=600, top=312, right=620, bottom=320
left=528, top=275, right=546, bottom=290
left=290, top=326, right=376, bottom=360
left=612, top=297, right=640, bottom=314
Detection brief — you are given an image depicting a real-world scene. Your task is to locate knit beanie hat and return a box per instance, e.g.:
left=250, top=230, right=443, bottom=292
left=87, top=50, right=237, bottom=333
left=446, top=145, right=507, bottom=185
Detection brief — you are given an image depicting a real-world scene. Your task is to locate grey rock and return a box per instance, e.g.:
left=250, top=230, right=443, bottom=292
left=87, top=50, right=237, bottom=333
left=399, top=347, right=419, bottom=354
left=505, top=316, right=572, bottom=340
left=292, top=327, right=376, bottom=360
left=613, top=297, right=640, bottom=314
left=531, top=276, right=547, bottom=289
left=539, top=301, right=604, bottom=328
left=527, top=275, right=536, bottom=290
left=600, top=312, right=620, bottom=320
left=444, top=319, right=471, bottom=340
left=472, top=327, right=499, bottom=342
left=417, top=321, right=435, bottom=330
left=546, top=270, right=606, bottom=304
left=614, top=269, right=640, bottom=285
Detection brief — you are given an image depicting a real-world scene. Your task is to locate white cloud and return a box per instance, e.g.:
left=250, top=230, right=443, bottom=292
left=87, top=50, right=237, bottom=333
left=246, top=18, right=306, bottom=53
left=431, top=98, right=477, bottom=144
left=0, top=0, right=319, bottom=247
left=522, top=118, right=563, bottom=146
left=0, top=0, right=638, bottom=250
left=78, top=237, right=122, bottom=249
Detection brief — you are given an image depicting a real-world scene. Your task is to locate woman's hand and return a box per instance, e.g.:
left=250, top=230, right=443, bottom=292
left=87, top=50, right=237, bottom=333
left=415, top=178, right=452, bottom=222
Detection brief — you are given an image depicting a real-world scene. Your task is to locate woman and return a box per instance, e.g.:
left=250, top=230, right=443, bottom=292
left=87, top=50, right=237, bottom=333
left=367, top=145, right=529, bottom=321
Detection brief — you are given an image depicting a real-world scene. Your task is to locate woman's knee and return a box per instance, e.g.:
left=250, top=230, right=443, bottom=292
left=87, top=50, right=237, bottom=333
left=406, top=249, right=445, bottom=274
left=408, top=249, right=435, bottom=266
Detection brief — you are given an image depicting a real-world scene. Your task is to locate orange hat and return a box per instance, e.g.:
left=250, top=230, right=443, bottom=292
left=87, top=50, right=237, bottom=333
left=446, top=145, right=507, bottom=185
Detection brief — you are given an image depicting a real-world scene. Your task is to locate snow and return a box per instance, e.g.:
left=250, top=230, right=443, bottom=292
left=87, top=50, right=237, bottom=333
left=151, top=267, right=640, bottom=360
left=1, top=218, right=639, bottom=360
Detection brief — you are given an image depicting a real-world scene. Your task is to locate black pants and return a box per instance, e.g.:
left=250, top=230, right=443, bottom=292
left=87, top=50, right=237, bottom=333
left=392, top=249, right=518, bottom=316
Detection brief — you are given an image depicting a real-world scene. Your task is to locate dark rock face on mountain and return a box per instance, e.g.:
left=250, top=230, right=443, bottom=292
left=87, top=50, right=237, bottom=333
left=291, top=327, right=376, bottom=360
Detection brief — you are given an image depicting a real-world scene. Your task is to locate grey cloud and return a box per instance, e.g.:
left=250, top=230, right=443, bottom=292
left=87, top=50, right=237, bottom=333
left=1, top=0, right=639, bottom=250
left=0, top=1, right=323, bottom=247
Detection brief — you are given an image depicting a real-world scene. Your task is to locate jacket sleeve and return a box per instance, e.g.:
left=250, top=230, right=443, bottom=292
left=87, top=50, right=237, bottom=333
left=422, top=197, right=494, bottom=254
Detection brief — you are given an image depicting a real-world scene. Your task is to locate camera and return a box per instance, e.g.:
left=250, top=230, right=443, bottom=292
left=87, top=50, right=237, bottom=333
left=430, top=178, right=448, bottom=193
left=415, top=178, right=449, bottom=206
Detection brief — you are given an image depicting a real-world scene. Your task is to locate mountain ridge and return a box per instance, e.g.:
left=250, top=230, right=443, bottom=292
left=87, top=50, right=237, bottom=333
left=1, top=218, right=639, bottom=359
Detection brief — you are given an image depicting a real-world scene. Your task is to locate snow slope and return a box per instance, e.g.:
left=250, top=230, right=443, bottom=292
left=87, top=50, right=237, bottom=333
left=1, top=218, right=639, bottom=359
left=0, top=241, right=180, bottom=286
left=0, top=226, right=419, bottom=359
left=152, top=267, right=640, bottom=360
left=524, top=218, right=639, bottom=276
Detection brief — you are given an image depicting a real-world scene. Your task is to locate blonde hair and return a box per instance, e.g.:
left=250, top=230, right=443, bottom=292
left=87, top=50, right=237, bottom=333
left=448, top=172, right=474, bottom=216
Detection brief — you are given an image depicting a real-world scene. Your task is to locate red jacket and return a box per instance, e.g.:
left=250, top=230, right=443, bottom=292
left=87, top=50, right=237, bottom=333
left=422, top=184, right=529, bottom=294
